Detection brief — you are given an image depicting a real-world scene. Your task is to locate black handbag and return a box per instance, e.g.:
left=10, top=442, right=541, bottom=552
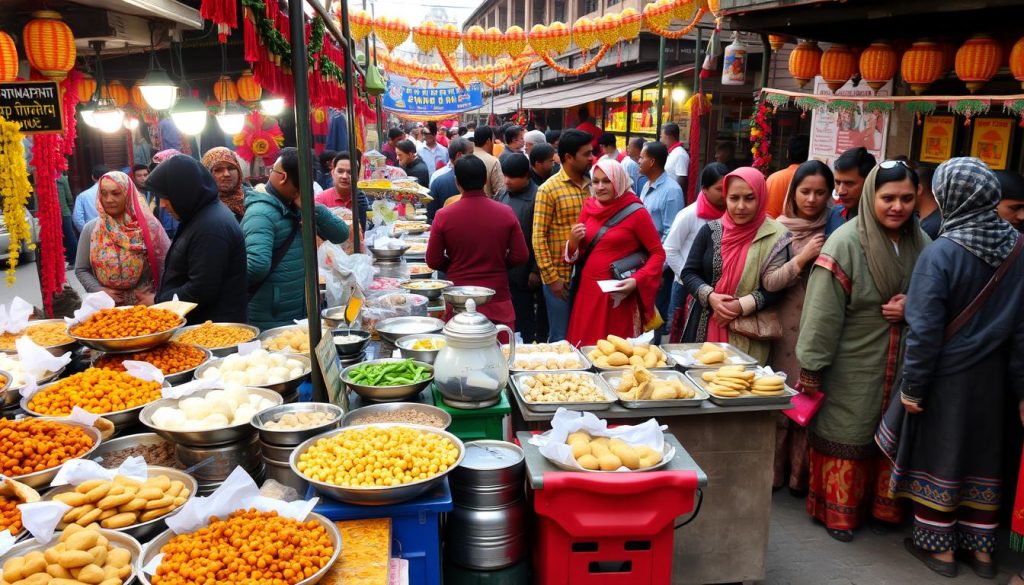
left=610, top=251, right=650, bottom=280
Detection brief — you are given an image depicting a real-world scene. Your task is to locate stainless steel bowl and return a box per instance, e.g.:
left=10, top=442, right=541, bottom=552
left=258, top=325, right=312, bottom=354
left=42, top=466, right=196, bottom=542
left=252, top=402, right=344, bottom=446
left=443, top=286, right=496, bottom=310
left=136, top=513, right=341, bottom=585
left=375, top=316, right=445, bottom=345
left=341, top=358, right=434, bottom=402
left=171, top=322, right=260, bottom=357
left=21, top=378, right=169, bottom=430
left=0, top=369, right=10, bottom=405
left=176, top=434, right=263, bottom=481
left=330, top=329, right=371, bottom=356
left=321, top=306, right=347, bottom=329
left=399, top=279, right=452, bottom=300
left=406, top=263, right=434, bottom=279
left=1, top=363, right=64, bottom=408
left=92, top=345, right=212, bottom=386
left=368, top=245, right=410, bottom=261
left=2, top=529, right=141, bottom=582
left=138, top=387, right=283, bottom=447
left=258, top=439, right=296, bottom=461
left=193, top=353, right=312, bottom=397
left=340, top=402, right=451, bottom=429
left=5, top=319, right=79, bottom=357
left=69, top=313, right=186, bottom=354
left=292, top=423, right=464, bottom=506
left=395, top=334, right=445, bottom=365
left=88, top=432, right=181, bottom=469
left=10, top=420, right=103, bottom=488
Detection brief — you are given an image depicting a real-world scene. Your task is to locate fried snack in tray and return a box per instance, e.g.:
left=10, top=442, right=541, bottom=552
left=701, top=366, right=786, bottom=397
left=520, top=373, right=607, bottom=403
left=0, top=477, right=40, bottom=535
left=0, top=321, right=73, bottom=350
left=175, top=321, right=255, bottom=348
left=694, top=342, right=727, bottom=365
left=615, top=366, right=695, bottom=400
left=587, top=334, right=668, bottom=368
left=567, top=431, right=663, bottom=471
left=94, top=343, right=206, bottom=375
left=320, top=519, right=391, bottom=585
left=71, top=306, right=181, bottom=339
left=0, top=525, right=134, bottom=585
left=52, top=474, right=190, bottom=530
left=504, top=342, right=584, bottom=370
left=0, top=418, right=95, bottom=477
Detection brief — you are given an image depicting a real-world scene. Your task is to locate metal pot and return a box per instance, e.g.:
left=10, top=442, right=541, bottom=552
left=450, top=441, right=525, bottom=509
left=258, top=439, right=295, bottom=461
left=444, top=502, right=527, bottom=570
left=263, top=455, right=309, bottom=495
left=174, top=434, right=263, bottom=481
left=432, top=299, right=516, bottom=409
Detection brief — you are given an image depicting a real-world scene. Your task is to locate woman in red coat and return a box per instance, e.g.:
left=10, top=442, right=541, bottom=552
left=565, top=159, right=666, bottom=346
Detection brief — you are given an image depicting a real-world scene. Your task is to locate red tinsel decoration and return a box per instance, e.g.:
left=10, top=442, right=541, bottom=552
left=201, top=0, right=237, bottom=43
left=686, top=92, right=708, bottom=204
left=750, top=99, right=773, bottom=175
left=243, top=8, right=260, bottom=62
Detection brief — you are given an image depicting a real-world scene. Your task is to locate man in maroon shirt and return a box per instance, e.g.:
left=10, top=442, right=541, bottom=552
left=426, top=155, right=530, bottom=331
left=575, top=106, right=603, bottom=150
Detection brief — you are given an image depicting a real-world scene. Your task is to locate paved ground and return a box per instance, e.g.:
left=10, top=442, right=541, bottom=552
left=1, top=261, right=83, bottom=307
left=766, top=490, right=1024, bottom=585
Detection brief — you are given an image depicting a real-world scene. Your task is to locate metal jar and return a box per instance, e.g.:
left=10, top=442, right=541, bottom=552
left=449, top=440, right=525, bottom=508
left=444, top=502, right=527, bottom=570
left=175, top=434, right=263, bottom=481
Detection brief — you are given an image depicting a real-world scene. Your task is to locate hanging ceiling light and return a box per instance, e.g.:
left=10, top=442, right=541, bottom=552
left=82, top=41, right=123, bottom=134
left=123, top=114, right=140, bottom=130
left=169, top=36, right=206, bottom=134
left=214, top=44, right=246, bottom=135
left=139, top=25, right=177, bottom=110
left=260, top=97, right=285, bottom=116
left=79, top=98, right=98, bottom=128
left=92, top=102, right=125, bottom=133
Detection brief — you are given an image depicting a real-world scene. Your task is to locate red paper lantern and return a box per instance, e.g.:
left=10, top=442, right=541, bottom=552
left=955, top=34, right=1002, bottom=93
left=1010, top=36, right=1024, bottom=90
left=901, top=41, right=945, bottom=95
left=236, top=69, right=262, bottom=103
left=859, top=41, right=897, bottom=92
left=0, top=31, right=17, bottom=82
left=22, top=11, right=76, bottom=81
left=820, top=44, right=856, bottom=92
left=213, top=75, right=239, bottom=103
left=788, top=40, right=822, bottom=89
left=106, top=80, right=129, bottom=108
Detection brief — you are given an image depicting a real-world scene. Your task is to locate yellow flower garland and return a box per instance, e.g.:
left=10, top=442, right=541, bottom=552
left=0, top=118, right=34, bottom=286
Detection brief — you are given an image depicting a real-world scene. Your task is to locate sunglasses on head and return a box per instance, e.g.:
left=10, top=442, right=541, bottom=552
left=879, top=159, right=910, bottom=170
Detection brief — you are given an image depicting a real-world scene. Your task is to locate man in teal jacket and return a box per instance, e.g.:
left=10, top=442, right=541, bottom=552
left=243, top=147, right=349, bottom=329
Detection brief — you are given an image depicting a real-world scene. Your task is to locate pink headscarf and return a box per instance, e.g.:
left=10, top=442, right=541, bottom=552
left=582, top=159, right=639, bottom=224
left=591, top=159, right=634, bottom=201
left=708, top=167, right=769, bottom=342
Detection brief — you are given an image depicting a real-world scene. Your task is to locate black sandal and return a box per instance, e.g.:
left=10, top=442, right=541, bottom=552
left=904, top=538, right=958, bottom=578
left=969, top=555, right=996, bottom=580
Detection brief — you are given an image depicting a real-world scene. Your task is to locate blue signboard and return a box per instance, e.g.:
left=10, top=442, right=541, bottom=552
left=383, top=81, right=483, bottom=114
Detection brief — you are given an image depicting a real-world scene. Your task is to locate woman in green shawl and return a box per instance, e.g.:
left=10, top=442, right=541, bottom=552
left=796, top=161, right=930, bottom=542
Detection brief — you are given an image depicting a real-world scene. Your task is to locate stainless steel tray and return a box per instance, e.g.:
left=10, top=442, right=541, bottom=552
left=598, top=370, right=707, bottom=408
left=661, top=342, right=759, bottom=369
left=580, top=345, right=677, bottom=370
left=684, top=368, right=797, bottom=406
left=510, top=371, right=616, bottom=412
left=503, top=342, right=593, bottom=372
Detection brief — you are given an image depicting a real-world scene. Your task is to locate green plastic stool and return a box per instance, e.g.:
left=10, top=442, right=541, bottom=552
left=431, top=386, right=510, bottom=442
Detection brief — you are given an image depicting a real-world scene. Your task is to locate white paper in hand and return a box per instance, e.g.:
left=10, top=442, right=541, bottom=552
left=51, top=456, right=148, bottom=487
left=66, top=291, right=116, bottom=326
left=162, top=377, right=222, bottom=399
left=15, top=335, right=71, bottom=379
left=123, top=360, right=165, bottom=384
left=18, top=500, right=72, bottom=544
left=0, top=297, right=33, bottom=334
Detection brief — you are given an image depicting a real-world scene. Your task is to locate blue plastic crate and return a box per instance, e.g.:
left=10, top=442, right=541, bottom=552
left=309, top=480, right=453, bottom=585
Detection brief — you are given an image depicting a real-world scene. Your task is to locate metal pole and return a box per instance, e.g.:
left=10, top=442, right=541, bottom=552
left=490, top=73, right=496, bottom=122
left=655, top=35, right=666, bottom=138
left=338, top=0, right=362, bottom=254
left=369, top=2, right=384, bottom=148
left=759, top=33, right=771, bottom=87
left=289, top=0, right=327, bottom=403
left=693, top=27, right=701, bottom=95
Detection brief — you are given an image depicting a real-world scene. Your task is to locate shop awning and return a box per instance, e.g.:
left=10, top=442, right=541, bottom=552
left=68, top=0, right=203, bottom=29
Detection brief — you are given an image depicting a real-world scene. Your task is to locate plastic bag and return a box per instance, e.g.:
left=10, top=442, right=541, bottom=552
left=318, top=242, right=375, bottom=308
left=358, top=293, right=429, bottom=334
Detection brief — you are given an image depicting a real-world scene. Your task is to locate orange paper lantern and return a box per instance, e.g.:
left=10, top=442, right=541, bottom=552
left=594, top=14, right=620, bottom=46
left=572, top=17, right=599, bottom=51
left=643, top=0, right=674, bottom=32
left=901, top=41, right=945, bottom=95
left=672, top=0, right=698, bottom=24
left=619, top=9, right=642, bottom=41
left=788, top=40, right=822, bottom=89
left=22, top=10, right=76, bottom=81
left=859, top=41, right=897, bottom=92
left=483, top=27, right=504, bottom=58
left=768, top=35, right=792, bottom=52
left=464, top=25, right=488, bottom=58
left=0, top=31, right=17, bottom=82
left=820, top=44, right=856, bottom=92
left=130, top=83, right=146, bottom=110
left=106, top=80, right=129, bottom=108
left=412, top=21, right=438, bottom=54
left=435, top=23, right=462, bottom=55
left=1010, top=36, right=1024, bottom=90
left=213, top=75, right=239, bottom=103
left=503, top=26, right=528, bottom=57
left=545, top=22, right=572, bottom=55
left=236, top=69, right=262, bottom=103
left=77, top=73, right=97, bottom=104
left=349, top=10, right=373, bottom=44
left=374, top=16, right=410, bottom=52
left=955, top=34, right=1001, bottom=93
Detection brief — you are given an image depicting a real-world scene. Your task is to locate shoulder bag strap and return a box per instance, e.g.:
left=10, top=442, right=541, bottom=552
left=569, top=203, right=644, bottom=297
left=943, top=235, right=1024, bottom=341
left=247, top=219, right=300, bottom=299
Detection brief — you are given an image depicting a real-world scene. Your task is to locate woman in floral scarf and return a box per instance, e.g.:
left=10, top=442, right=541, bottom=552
left=74, top=171, right=171, bottom=306
left=201, top=147, right=249, bottom=221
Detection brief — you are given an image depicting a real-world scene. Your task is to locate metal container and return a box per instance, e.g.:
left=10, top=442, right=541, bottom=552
left=139, top=387, right=283, bottom=447
left=684, top=369, right=798, bottom=407
left=2, top=529, right=141, bottom=582
left=21, top=379, right=171, bottom=430
left=509, top=371, right=616, bottom=412
left=340, top=402, right=451, bottom=429
left=0, top=369, right=10, bottom=404
left=88, top=432, right=181, bottom=469
left=136, top=513, right=341, bottom=585
left=264, top=453, right=309, bottom=494
left=193, top=353, right=311, bottom=398
left=399, top=279, right=452, bottom=300
left=442, top=286, right=496, bottom=311
left=292, top=423, right=465, bottom=506
left=257, top=325, right=313, bottom=354
left=10, top=420, right=103, bottom=488
left=92, top=345, right=212, bottom=386
left=10, top=319, right=79, bottom=357
left=330, top=328, right=371, bottom=356
left=661, top=342, right=759, bottom=370
left=341, top=358, right=434, bottom=402
left=450, top=441, right=524, bottom=509
left=581, top=345, right=678, bottom=371
left=252, top=402, right=344, bottom=446
left=406, top=263, right=434, bottom=279
left=395, top=333, right=445, bottom=364
left=1, top=364, right=64, bottom=407
left=599, top=369, right=708, bottom=408
left=368, top=245, right=410, bottom=261
left=171, top=322, right=260, bottom=357
left=258, top=439, right=295, bottom=461
left=42, top=466, right=196, bottom=542
left=445, top=503, right=527, bottom=570
left=375, top=316, right=445, bottom=345
left=175, top=433, right=263, bottom=481
left=69, top=313, right=186, bottom=354
left=321, top=306, right=346, bottom=330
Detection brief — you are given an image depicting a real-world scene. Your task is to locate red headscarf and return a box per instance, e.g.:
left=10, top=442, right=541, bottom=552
left=708, top=167, right=769, bottom=342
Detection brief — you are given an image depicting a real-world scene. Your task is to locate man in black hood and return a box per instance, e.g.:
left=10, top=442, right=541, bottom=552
left=146, top=155, right=247, bottom=325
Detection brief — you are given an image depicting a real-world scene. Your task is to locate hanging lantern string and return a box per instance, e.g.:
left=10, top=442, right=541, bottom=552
left=538, top=43, right=611, bottom=76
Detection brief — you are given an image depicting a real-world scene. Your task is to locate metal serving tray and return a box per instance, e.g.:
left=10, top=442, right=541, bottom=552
left=580, top=345, right=677, bottom=370
left=510, top=371, right=616, bottom=412
left=661, top=342, right=759, bottom=369
left=598, top=369, right=708, bottom=408
left=503, top=341, right=593, bottom=373
left=684, top=367, right=797, bottom=406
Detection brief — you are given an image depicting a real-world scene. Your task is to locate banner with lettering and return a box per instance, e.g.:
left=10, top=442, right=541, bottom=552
left=0, top=81, right=63, bottom=134
left=382, top=81, right=483, bottom=115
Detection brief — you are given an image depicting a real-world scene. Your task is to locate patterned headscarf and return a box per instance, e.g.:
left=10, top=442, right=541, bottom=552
left=201, top=147, right=246, bottom=218
left=152, top=149, right=182, bottom=165
left=90, top=171, right=171, bottom=291
left=932, top=157, right=1019, bottom=268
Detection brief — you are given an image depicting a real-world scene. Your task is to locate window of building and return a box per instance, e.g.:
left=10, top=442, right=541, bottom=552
left=532, top=0, right=546, bottom=26
left=607, top=0, right=621, bottom=6
left=513, top=0, right=525, bottom=27
left=553, top=0, right=566, bottom=21
left=499, top=6, right=507, bottom=29
left=577, top=0, right=597, bottom=16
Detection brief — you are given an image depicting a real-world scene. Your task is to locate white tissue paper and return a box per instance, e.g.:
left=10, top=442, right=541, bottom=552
left=529, top=408, right=673, bottom=472
left=16, top=335, right=71, bottom=379
left=17, top=500, right=71, bottom=544
left=0, top=296, right=33, bottom=334
left=291, top=319, right=310, bottom=329
left=65, top=291, right=116, bottom=326
left=162, top=377, right=222, bottom=400
left=123, top=360, right=165, bottom=384
left=237, top=340, right=261, bottom=356
left=68, top=406, right=101, bottom=427
left=51, top=456, right=148, bottom=487
left=0, top=529, right=16, bottom=557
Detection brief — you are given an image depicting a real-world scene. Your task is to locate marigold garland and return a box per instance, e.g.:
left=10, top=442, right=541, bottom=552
left=643, top=7, right=706, bottom=40
left=0, top=119, right=34, bottom=286
left=538, top=43, right=611, bottom=76
left=749, top=99, right=773, bottom=175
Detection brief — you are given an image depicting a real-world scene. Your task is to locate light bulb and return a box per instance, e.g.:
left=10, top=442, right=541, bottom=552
left=170, top=96, right=208, bottom=135
left=93, top=106, right=125, bottom=134
left=123, top=115, right=140, bottom=130
left=216, top=110, right=246, bottom=135
left=139, top=69, right=178, bottom=111
left=260, top=97, right=285, bottom=116
left=672, top=88, right=686, bottom=102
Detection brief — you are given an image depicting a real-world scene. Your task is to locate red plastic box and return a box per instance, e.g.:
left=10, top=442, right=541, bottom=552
left=532, top=470, right=699, bottom=585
